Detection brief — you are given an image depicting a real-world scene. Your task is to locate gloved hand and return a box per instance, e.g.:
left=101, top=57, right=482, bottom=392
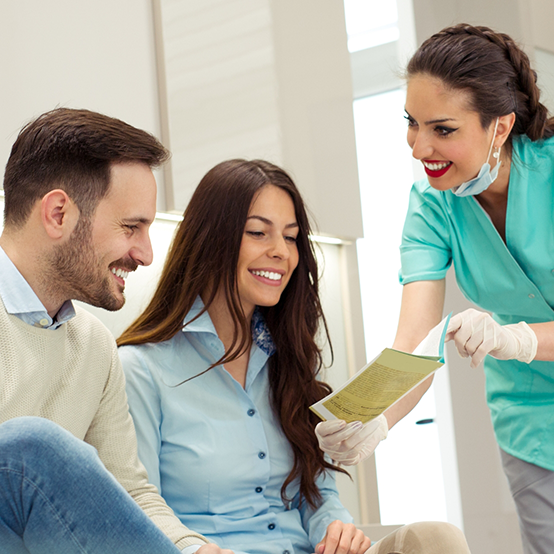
left=445, top=308, right=538, bottom=369
left=315, top=414, right=388, bottom=466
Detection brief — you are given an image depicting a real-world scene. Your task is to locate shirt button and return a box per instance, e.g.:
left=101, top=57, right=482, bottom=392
left=283, top=551, right=290, bottom=554
left=255, top=486, right=263, bottom=493
left=39, top=318, right=49, bottom=327
left=247, top=409, right=256, bottom=416
left=268, top=523, right=276, bottom=530
left=258, top=452, right=266, bottom=459
left=529, top=294, right=535, bottom=299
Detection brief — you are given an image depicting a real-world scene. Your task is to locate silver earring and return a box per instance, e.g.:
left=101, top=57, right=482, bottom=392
left=492, top=146, right=501, bottom=159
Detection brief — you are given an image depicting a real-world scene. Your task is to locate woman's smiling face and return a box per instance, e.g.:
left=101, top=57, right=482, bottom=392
left=236, top=184, right=299, bottom=317
left=405, top=75, right=498, bottom=191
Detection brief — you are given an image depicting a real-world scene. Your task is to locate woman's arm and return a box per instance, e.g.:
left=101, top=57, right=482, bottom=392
left=532, top=322, right=554, bottom=360
left=315, top=279, right=445, bottom=464
left=299, top=470, right=370, bottom=554
left=385, top=279, right=445, bottom=428
left=118, top=346, right=164, bottom=492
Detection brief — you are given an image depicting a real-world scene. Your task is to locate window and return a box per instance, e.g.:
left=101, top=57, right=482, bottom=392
left=346, top=0, right=451, bottom=525
left=353, top=89, right=448, bottom=524
left=343, top=0, right=399, bottom=52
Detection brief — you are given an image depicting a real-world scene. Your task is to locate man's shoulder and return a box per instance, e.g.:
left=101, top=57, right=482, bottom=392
left=71, top=304, right=109, bottom=329
left=68, top=305, right=116, bottom=348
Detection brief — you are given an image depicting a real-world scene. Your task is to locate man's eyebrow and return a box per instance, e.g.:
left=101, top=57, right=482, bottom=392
left=247, top=215, right=299, bottom=228
left=120, top=217, right=151, bottom=225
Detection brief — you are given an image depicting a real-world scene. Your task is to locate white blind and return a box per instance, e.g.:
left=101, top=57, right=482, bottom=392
left=160, top=0, right=282, bottom=210
left=157, top=0, right=363, bottom=239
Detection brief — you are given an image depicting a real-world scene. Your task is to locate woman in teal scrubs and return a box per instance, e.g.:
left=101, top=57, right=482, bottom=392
left=316, top=24, right=554, bottom=553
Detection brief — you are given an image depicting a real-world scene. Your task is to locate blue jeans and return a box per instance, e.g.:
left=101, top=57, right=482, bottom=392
left=0, top=417, right=181, bottom=554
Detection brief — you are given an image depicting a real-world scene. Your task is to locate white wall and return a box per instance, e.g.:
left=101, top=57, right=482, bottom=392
left=156, top=0, right=282, bottom=212
left=0, top=0, right=166, bottom=208
left=411, top=0, right=533, bottom=48
left=157, top=0, right=364, bottom=240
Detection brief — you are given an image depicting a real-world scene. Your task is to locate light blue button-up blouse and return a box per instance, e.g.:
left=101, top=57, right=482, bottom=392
left=119, top=297, right=352, bottom=554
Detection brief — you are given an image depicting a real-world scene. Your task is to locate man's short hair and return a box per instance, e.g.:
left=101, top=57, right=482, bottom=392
left=3, top=108, right=170, bottom=227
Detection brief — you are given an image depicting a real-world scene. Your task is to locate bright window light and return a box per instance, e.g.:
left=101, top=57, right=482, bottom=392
left=343, top=0, right=399, bottom=52
left=353, top=89, right=448, bottom=525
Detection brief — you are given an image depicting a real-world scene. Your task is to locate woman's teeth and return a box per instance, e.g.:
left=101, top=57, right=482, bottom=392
left=251, top=270, right=282, bottom=281
left=423, top=161, right=451, bottom=171
left=111, top=268, right=129, bottom=280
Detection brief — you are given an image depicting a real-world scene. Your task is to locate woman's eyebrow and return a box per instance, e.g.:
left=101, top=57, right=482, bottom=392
left=404, top=109, right=457, bottom=125
left=247, top=215, right=299, bottom=228
left=425, top=117, right=457, bottom=125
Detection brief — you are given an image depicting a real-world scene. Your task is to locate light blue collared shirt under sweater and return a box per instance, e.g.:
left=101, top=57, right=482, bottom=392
left=0, top=246, right=75, bottom=329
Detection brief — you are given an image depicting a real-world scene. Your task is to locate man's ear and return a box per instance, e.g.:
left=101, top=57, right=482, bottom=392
left=40, top=189, right=79, bottom=239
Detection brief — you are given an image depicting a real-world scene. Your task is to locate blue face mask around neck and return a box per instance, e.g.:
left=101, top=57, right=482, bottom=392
left=452, top=118, right=501, bottom=197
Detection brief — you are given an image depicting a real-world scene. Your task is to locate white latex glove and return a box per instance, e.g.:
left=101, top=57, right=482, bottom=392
left=315, top=414, right=388, bottom=466
left=445, top=308, right=538, bottom=369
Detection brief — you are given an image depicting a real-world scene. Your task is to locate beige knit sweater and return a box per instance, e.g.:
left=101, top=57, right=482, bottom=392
left=0, top=299, right=208, bottom=550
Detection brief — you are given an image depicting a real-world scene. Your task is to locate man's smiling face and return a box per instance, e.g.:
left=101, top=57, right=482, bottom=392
left=50, top=162, right=157, bottom=311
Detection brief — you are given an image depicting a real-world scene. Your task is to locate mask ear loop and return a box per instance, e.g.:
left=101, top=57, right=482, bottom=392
left=487, top=117, right=500, bottom=163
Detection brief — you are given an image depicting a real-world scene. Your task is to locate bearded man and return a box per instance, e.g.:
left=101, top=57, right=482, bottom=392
left=0, top=108, right=233, bottom=554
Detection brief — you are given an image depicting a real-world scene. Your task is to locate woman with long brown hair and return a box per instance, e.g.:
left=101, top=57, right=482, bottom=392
left=118, top=159, right=469, bottom=554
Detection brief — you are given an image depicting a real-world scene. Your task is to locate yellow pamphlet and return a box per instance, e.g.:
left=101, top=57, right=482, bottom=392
left=310, top=315, right=451, bottom=424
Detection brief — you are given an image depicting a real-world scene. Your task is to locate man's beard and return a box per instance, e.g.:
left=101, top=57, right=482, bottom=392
left=48, top=216, right=129, bottom=312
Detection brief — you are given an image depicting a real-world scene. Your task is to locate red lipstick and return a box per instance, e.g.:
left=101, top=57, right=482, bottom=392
left=423, top=161, right=452, bottom=178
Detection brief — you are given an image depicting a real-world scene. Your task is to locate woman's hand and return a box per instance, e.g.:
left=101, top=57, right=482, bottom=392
left=314, top=520, right=371, bottom=554
left=446, top=308, right=538, bottom=368
left=315, top=414, right=388, bottom=465
left=197, top=545, right=235, bottom=554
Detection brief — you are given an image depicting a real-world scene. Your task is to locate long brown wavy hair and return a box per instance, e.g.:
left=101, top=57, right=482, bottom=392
left=117, top=159, right=347, bottom=508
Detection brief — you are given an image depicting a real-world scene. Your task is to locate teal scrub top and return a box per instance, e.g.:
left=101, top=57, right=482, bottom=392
left=399, top=134, right=554, bottom=470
